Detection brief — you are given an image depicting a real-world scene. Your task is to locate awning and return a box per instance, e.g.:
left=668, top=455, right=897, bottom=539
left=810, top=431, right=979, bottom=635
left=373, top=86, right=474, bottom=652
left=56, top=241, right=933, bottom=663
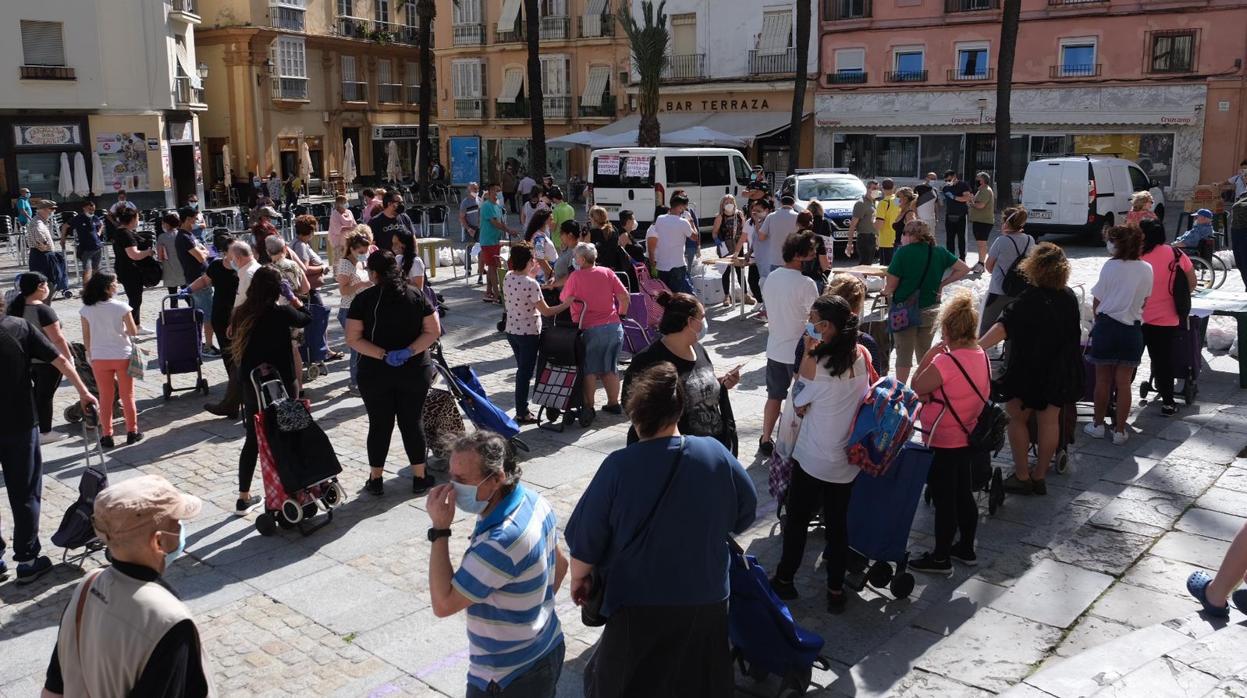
left=581, top=66, right=612, bottom=107
left=585, top=0, right=608, bottom=15
left=817, top=110, right=1201, bottom=129
left=548, top=110, right=804, bottom=148
left=496, top=0, right=522, bottom=32
left=497, top=68, right=524, bottom=103
left=757, top=11, right=792, bottom=56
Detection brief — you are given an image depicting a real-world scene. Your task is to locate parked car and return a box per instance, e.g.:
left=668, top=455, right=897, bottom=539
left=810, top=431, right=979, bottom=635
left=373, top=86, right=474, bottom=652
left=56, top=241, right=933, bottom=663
left=781, top=169, right=867, bottom=254
left=1020, top=156, right=1166, bottom=238
left=588, top=147, right=754, bottom=229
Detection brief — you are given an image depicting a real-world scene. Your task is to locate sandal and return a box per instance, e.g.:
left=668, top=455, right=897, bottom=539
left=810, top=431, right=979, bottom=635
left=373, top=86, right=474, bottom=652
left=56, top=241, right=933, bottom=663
left=1186, top=570, right=1230, bottom=618
left=515, top=412, right=539, bottom=425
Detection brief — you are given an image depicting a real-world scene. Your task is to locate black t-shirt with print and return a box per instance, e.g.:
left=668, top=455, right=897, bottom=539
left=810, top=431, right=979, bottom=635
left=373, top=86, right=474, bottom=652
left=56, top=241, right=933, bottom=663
left=112, top=227, right=142, bottom=280
left=366, top=211, right=414, bottom=252
left=204, top=259, right=239, bottom=330
left=347, top=285, right=435, bottom=378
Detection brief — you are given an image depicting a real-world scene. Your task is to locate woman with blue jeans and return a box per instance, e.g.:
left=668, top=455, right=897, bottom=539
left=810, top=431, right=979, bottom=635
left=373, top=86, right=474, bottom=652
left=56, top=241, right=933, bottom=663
left=333, top=231, right=373, bottom=391
left=561, top=243, right=630, bottom=427
left=503, top=243, right=574, bottom=423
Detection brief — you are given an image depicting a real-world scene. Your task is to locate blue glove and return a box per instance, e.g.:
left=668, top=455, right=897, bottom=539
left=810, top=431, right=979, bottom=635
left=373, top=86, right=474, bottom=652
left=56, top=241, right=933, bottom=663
left=384, top=348, right=413, bottom=367
left=279, top=280, right=295, bottom=301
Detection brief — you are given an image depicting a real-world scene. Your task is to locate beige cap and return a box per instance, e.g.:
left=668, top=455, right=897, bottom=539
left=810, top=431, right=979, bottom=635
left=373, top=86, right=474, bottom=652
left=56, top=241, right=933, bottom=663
left=257, top=205, right=280, bottom=219
left=36, top=199, right=57, bottom=210
left=93, top=475, right=203, bottom=544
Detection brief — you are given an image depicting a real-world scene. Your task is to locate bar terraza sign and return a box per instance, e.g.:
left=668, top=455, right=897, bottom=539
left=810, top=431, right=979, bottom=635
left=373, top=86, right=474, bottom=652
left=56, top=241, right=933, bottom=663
left=662, top=98, right=772, bottom=112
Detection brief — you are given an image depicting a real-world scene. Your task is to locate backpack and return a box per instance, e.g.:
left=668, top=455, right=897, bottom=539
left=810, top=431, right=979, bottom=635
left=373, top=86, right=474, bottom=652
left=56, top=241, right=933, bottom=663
left=845, top=377, right=920, bottom=477
left=1000, top=236, right=1032, bottom=297
left=52, top=460, right=108, bottom=551
left=941, top=350, right=1009, bottom=455
left=1170, top=247, right=1191, bottom=328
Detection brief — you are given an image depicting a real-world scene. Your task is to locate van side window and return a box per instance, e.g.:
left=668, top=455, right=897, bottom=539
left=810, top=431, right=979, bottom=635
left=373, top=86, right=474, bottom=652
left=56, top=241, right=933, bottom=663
left=593, top=155, right=654, bottom=188
left=665, top=156, right=701, bottom=187
left=1128, top=166, right=1152, bottom=193
left=699, top=157, right=730, bottom=187
left=733, top=157, right=752, bottom=186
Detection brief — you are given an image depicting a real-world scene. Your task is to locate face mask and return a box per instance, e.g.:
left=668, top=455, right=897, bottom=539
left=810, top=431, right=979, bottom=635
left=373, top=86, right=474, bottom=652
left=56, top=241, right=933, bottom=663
left=395, top=204, right=406, bottom=215
left=189, top=202, right=199, bottom=211
left=356, top=253, right=368, bottom=263
left=336, top=202, right=346, bottom=211
left=805, top=322, right=822, bottom=341
left=724, top=204, right=736, bottom=216
left=451, top=476, right=494, bottom=515
left=1106, top=241, right=1118, bottom=256
left=871, top=190, right=882, bottom=200
left=695, top=316, right=707, bottom=340
left=162, top=522, right=186, bottom=566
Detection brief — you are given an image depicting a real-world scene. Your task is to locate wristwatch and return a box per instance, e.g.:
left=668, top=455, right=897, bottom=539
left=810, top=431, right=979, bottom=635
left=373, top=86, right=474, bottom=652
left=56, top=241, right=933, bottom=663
left=427, top=527, right=451, bottom=542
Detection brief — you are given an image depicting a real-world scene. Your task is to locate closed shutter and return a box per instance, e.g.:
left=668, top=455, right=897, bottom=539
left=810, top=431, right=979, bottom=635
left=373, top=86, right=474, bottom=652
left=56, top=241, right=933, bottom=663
left=581, top=65, right=610, bottom=107
left=20, top=20, right=66, bottom=66
left=406, top=61, right=420, bottom=86
left=454, top=61, right=483, bottom=98
left=671, top=14, right=696, bottom=55
left=341, top=55, right=357, bottom=82
left=540, top=55, right=568, bottom=96
left=584, top=0, right=608, bottom=15
left=378, top=59, right=393, bottom=84
left=757, top=10, right=792, bottom=56
left=453, top=0, right=481, bottom=23
left=174, top=38, right=201, bottom=88
left=498, top=68, right=524, bottom=103
left=497, top=0, right=522, bottom=32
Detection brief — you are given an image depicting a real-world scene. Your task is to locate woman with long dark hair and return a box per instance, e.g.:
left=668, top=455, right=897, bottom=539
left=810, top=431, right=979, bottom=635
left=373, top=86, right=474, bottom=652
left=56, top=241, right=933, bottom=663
left=504, top=243, right=575, bottom=423
left=770, top=295, right=872, bottom=612
left=230, top=266, right=310, bottom=514
left=390, top=228, right=426, bottom=291
left=8, top=272, right=73, bottom=442
left=347, top=251, right=442, bottom=496
left=1138, top=218, right=1197, bottom=416
left=524, top=208, right=558, bottom=283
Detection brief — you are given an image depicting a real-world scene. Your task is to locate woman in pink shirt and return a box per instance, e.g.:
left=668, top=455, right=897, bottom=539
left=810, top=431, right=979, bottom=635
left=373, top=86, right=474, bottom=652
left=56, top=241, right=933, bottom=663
left=326, top=194, right=355, bottom=266
left=1125, top=191, right=1158, bottom=228
left=560, top=242, right=630, bottom=426
left=1138, top=219, right=1197, bottom=415
left=908, top=291, right=991, bottom=575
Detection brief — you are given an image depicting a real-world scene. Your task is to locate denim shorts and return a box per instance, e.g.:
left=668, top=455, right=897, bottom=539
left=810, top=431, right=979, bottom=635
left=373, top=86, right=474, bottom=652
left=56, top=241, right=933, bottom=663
left=766, top=359, right=795, bottom=400
left=1088, top=314, right=1145, bottom=367
left=191, top=286, right=214, bottom=318
left=582, top=322, right=623, bottom=376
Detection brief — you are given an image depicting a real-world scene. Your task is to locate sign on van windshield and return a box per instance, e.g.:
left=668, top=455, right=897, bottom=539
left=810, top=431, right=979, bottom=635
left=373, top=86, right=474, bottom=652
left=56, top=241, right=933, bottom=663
left=624, top=156, right=651, bottom=178
left=593, top=155, right=654, bottom=188
left=597, top=155, right=620, bottom=176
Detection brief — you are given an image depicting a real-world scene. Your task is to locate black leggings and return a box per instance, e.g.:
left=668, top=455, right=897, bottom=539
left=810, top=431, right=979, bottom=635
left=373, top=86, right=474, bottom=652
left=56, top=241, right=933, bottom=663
left=945, top=215, right=967, bottom=261
left=216, top=327, right=241, bottom=410
left=776, top=462, right=854, bottom=591
left=240, top=403, right=259, bottom=492
left=746, top=263, right=762, bottom=301
left=31, top=363, right=61, bottom=433
left=1142, top=323, right=1177, bottom=405
left=358, top=368, right=431, bottom=469
left=120, top=275, right=144, bottom=323
left=720, top=265, right=745, bottom=297
left=929, top=446, right=977, bottom=558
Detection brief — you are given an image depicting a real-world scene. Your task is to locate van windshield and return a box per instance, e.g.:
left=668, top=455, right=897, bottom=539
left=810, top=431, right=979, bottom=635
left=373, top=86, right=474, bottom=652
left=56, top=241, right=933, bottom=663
left=797, top=177, right=866, bottom=202
left=593, top=155, right=655, bottom=188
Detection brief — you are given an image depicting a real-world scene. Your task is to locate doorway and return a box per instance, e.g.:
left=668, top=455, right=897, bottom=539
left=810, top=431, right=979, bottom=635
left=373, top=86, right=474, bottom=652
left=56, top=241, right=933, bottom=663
left=170, top=144, right=197, bottom=206
left=964, top=134, right=996, bottom=181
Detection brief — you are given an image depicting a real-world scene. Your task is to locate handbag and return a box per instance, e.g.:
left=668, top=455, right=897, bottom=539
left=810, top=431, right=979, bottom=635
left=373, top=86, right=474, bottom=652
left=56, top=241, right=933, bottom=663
left=581, top=437, right=685, bottom=627
left=272, top=397, right=314, bottom=433
left=766, top=380, right=806, bottom=501
left=941, top=350, right=1008, bottom=455
left=1170, top=247, right=1191, bottom=328
left=889, top=244, right=933, bottom=333
left=126, top=342, right=144, bottom=379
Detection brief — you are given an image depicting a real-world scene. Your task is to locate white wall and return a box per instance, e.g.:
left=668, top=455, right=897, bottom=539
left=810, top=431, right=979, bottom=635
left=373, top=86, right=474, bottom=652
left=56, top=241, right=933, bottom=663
left=0, top=0, right=182, bottom=112
left=631, top=0, right=818, bottom=80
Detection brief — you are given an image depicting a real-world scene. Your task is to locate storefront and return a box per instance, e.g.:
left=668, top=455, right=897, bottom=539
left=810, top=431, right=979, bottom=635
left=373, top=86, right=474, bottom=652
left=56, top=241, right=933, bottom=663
left=0, top=115, right=91, bottom=213
left=370, top=124, right=440, bottom=183
left=814, top=84, right=1205, bottom=198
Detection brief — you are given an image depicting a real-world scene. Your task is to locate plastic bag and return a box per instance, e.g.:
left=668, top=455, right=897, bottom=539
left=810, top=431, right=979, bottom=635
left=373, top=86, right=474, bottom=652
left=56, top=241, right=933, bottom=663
left=1207, top=316, right=1237, bottom=352
left=1215, top=250, right=1236, bottom=270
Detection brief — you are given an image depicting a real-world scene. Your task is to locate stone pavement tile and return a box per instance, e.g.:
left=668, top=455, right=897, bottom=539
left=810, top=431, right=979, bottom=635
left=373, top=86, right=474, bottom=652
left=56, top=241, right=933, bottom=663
left=1131, top=438, right=1184, bottom=462
left=1132, top=458, right=1225, bottom=499
left=0, top=625, right=58, bottom=688
left=186, top=502, right=297, bottom=567
left=1089, top=582, right=1197, bottom=629
left=913, top=607, right=1061, bottom=693
left=1169, top=429, right=1247, bottom=467
left=1156, top=420, right=1203, bottom=443
left=1174, top=508, right=1247, bottom=543
left=1050, top=525, right=1154, bottom=576
left=521, top=445, right=609, bottom=490
left=1089, top=486, right=1193, bottom=537
left=234, top=541, right=338, bottom=591
left=829, top=626, right=945, bottom=697
left=267, top=565, right=427, bottom=636
left=1092, top=656, right=1220, bottom=698
left=974, top=546, right=1052, bottom=589
left=1165, top=623, right=1247, bottom=680
left=162, top=557, right=255, bottom=615
left=354, top=609, right=472, bottom=697
left=297, top=503, right=428, bottom=564
left=1216, top=467, right=1247, bottom=493
left=1151, top=530, right=1236, bottom=570
left=913, top=576, right=1009, bottom=636
left=886, top=668, right=993, bottom=697
left=998, top=682, right=1061, bottom=697
left=0, top=676, right=44, bottom=698
left=1023, top=622, right=1195, bottom=698
left=1198, top=486, right=1247, bottom=517
left=1100, top=454, right=1163, bottom=488
left=993, top=483, right=1081, bottom=529
left=1054, top=615, right=1134, bottom=658
left=355, top=673, right=452, bottom=697
left=1123, top=554, right=1208, bottom=596
left=1020, top=504, right=1099, bottom=550
left=991, top=559, right=1115, bottom=629
left=809, top=591, right=930, bottom=667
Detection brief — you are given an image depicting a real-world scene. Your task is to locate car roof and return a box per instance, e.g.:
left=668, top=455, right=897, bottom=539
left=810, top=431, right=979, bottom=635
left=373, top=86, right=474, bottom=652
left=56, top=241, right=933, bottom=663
left=590, top=147, right=744, bottom=156
left=1031, top=156, right=1137, bottom=166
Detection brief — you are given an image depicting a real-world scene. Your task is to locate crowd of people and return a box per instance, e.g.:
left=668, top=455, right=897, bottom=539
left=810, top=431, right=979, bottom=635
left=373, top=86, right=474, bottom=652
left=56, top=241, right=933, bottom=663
left=3, top=170, right=1247, bottom=698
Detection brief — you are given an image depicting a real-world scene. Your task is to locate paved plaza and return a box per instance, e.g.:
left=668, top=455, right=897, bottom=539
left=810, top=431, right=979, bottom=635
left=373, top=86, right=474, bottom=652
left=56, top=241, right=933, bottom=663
left=1, top=223, right=1246, bottom=697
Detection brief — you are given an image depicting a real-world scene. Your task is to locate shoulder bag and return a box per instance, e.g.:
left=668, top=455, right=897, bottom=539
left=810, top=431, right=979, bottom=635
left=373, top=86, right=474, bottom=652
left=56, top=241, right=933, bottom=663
left=941, top=350, right=1008, bottom=455
left=889, top=244, right=933, bottom=333
left=1000, top=237, right=1032, bottom=297
left=581, top=437, right=685, bottom=627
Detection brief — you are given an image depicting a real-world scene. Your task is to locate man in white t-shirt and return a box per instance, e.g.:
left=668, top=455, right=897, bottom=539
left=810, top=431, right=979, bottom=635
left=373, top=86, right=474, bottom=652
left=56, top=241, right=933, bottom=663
left=229, top=241, right=261, bottom=309
left=759, top=231, right=819, bottom=455
left=915, top=172, right=939, bottom=229
left=517, top=174, right=537, bottom=199
left=757, top=195, right=801, bottom=281
left=646, top=192, right=699, bottom=295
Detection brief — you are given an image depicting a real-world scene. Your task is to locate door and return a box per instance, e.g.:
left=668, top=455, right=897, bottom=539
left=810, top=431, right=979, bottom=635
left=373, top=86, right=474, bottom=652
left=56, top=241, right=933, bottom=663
left=1058, top=161, right=1092, bottom=226
left=698, top=155, right=731, bottom=225
left=1105, top=162, right=1132, bottom=219
left=170, top=144, right=196, bottom=206
left=1023, top=161, right=1067, bottom=225
left=663, top=154, right=700, bottom=213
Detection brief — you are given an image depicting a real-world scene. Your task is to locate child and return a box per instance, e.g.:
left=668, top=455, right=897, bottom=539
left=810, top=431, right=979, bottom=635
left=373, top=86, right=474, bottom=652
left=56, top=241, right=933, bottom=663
left=1174, top=208, right=1215, bottom=250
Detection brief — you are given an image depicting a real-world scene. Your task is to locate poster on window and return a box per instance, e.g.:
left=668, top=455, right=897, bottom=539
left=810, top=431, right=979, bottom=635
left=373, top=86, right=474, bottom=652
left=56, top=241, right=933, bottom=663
left=96, top=132, right=150, bottom=191
left=597, top=155, right=620, bottom=176
left=624, top=156, right=650, bottom=178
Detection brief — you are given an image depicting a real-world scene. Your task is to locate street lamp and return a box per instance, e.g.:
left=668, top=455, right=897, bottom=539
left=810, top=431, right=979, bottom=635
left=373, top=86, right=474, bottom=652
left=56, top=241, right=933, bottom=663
left=197, top=62, right=209, bottom=82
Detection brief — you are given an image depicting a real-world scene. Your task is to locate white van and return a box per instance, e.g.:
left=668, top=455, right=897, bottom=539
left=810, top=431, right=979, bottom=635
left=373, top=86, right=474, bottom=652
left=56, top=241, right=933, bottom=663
left=587, top=147, right=754, bottom=228
left=1020, top=156, right=1167, bottom=238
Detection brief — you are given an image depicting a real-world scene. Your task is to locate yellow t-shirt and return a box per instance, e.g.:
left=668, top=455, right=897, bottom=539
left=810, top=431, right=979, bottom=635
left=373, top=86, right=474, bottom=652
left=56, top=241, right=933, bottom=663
left=876, top=196, right=900, bottom=248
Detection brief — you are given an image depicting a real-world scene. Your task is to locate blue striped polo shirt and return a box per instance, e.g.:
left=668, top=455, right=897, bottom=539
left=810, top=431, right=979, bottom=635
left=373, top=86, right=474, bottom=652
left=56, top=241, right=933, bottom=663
left=452, top=484, right=563, bottom=691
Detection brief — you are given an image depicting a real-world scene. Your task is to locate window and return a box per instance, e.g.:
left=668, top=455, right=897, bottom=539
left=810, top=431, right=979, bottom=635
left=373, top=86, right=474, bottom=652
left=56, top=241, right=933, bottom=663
left=1058, top=38, right=1097, bottom=76
left=835, top=48, right=865, bottom=74
left=1029, top=135, right=1071, bottom=160
left=1150, top=31, right=1195, bottom=73
left=671, top=13, right=697, bottom=55
left=581, top=65, right=611, bottom=106
left=795, top=177, right=866, bottom=202
left=593, top=155, right=654, bottom=188
left=955, top=44, right=989, bottom=77
left=541, top=0, right=567, bottom=15
left=757, top=9, right=793, bottom=55
left=453, top=0, right=480, bottom=23
left=699, top=157, right=730, bottom=186
left=875, top=136, right=919, bottom=178
left=375, top=0, right=389, bottom=23
left=733, top=157, right=753, bottom=186
left=20, top=20, right=66, bottom=66
left=378, top=59, right=400, bottom=102
left=918, top=135, right=963, bottom=176
left=891, top=47, right=923, bottom=81
left=273, top=36, right=308, bottom=100
left=1128, top=165, right=1152, bottom=192
left=340, top=55, right=364, bottom=101
left=271, top=0, right=306, bottom=31
left=665, top=156, right=701, bottom=186
left=406, top=61, right=420, bottom=102
left=540, top=55, right=568, bottom=95
left=453, top=60, right=484, bottom=98
left=337, top=0, right=352, bottom=16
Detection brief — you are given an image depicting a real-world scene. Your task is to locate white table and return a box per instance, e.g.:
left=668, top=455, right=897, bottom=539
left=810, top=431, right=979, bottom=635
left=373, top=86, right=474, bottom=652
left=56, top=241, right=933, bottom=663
left=708, top=256, right=750, bottom=320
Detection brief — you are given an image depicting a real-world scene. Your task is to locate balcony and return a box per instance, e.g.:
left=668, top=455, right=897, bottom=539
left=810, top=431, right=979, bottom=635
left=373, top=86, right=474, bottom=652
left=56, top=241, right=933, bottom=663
left=947, top=67, right=995, bottom=81
left=270, top=6, right=305, bottom=31
left=453, top=23, right=485, bottom=45
left=378, top=83, right=402, bottom=103
left=272, top=77, right=309, bottom=101
left=1048, top=0, right=1108, bottom=4
left=455, top=98, right=486, bottom=119
left=495, top=100, right=530, bottom=119
left=341, top=81, right=367, bottom=102
left=748, top=48, right=798, bottom=75
left=373, top=20, right=418, bottom=45
left=578, top=14, right=615, bottom=38
left=827, top=70, right=867, bottom=85
left=1050, top=63, right=1101, bottom=78
left=174, top=76, right=206, bottom=108
left=885, top=69, right=928, bottom=82
left=540, top=15, right=570, bottom=40
left=945, top=0, right=999, bottom=11
left=19, top=65, right=75, bottom=80
left=825, top=0, right=872, bottom=20
left=495, top=22, right=525, bottom=43
left=579, top=95, right=617, bottom=119
left=664, top=53, right=705, bottom=80
left=168, top=0, right=201, bottom=23
left=544, top=95, right=571, bottom=119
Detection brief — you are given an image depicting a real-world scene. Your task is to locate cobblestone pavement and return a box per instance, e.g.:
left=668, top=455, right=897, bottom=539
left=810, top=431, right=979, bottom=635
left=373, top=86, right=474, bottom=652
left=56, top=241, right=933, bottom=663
left=1, top=217, right=1245, bottom=697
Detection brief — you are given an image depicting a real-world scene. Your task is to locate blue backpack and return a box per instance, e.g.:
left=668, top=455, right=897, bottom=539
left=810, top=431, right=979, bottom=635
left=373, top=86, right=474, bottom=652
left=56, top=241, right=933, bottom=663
left=728, top=539, right=830, bottom=694
left=845, top=377, right=920, bottom=477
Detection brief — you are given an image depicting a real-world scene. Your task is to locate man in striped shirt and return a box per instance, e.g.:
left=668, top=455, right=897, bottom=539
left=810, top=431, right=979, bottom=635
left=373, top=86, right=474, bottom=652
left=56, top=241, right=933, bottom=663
left=427, top=431, right=567, bottom=697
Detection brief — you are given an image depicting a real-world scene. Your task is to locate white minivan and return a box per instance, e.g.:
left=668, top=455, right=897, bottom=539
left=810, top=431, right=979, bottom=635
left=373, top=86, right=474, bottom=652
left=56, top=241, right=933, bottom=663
left=1021, top=156, right=1167, bottom=238
left=587, top=147, right=754, bottom=229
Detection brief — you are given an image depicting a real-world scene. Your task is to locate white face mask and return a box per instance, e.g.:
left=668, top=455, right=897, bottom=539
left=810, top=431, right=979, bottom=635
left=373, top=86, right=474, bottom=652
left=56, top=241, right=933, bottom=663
left=871, top=190, right=882, bottom=200
left=724, top=204, right=736, bottom=216
left=1106, top=241, right=1118, bottom=256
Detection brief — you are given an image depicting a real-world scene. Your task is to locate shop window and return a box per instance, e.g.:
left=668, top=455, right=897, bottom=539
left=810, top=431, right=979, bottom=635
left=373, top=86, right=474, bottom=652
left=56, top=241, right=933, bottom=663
left=16, top=152, right=67, bottom=202
left=1030, top=135, right=1072, bottom=160
left=1150, top=31, right=1195, bottom=73
left=919, top=135, right=963, bottom=178
left=1071, top=133, right=1174, bottom=187
left=874, top=136, right=919, bottom=178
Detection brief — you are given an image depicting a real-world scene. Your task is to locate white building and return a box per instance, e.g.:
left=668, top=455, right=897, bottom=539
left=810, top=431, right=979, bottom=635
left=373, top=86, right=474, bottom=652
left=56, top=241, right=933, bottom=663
left=0, top=0, right=207, bottom=212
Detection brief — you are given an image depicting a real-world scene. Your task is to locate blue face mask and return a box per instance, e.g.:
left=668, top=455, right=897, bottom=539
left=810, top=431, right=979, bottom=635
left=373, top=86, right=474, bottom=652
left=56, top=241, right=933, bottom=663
left=451, top=475, right=495, bottom=516
left=163, top=521, right=186, bottom=566
left=697, top=316, right=708, bottom=341
left=805, top=321, right=822, bottom=341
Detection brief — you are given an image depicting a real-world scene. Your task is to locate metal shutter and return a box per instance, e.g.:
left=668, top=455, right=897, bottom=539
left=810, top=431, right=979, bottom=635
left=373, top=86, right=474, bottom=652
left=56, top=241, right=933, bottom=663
left=20, top=20, right=66, bottom=66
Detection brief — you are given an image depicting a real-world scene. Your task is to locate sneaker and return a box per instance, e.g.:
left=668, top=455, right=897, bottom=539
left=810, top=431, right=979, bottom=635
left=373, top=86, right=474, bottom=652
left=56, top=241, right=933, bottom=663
left=769, top=576, right=799, bottom=600
left=126, top=431, right=143, bottom=445
left=412, top=474, right=435, bottom=495
left=234, top=495, right=260, bottom=515
left=39, top=430, right=67, bottom=445
left=579, top=407, right=596, bottom=428
left=909, top=552, right=953, bottom=576
left=1083, top=422, right=1106, bottom=439
left=602, top=403, right=623, bottom=415
left=1161, top=403, right=1178, bottom=417
left=100, top=435, right=115, bottom=449
left=15, top=556, right=53, bottom=586
left=204, top=402, right=239, bottom=419
left=201, top=345, right=221, bottom=358
left=1112, top=430, right=1130, bottom=446
left=826, top=587, right=847, bottom=614
left=949, top=544, right=978, bottom=566
left=1031, top=479, right=1048, bottom=496
left=137, top=325, right=156, bottom=335
left=1002, top=473, right=1033, bottom=495
left=364, top=476, right=384, bottom=496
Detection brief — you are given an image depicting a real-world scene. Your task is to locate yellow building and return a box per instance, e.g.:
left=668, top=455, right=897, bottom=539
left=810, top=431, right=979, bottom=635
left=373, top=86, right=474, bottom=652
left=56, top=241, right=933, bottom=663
left=195, top=0, right=430, bottom=201
left=434, top=0, right=629, bottom=189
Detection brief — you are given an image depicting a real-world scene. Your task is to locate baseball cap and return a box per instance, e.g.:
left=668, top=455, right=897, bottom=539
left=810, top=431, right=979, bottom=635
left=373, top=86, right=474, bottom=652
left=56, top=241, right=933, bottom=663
left=93, top=475, right=202, bottom=545
left=1195, top=208, right=1213, bottom=219
left=36, top=199, right=57, bottom=210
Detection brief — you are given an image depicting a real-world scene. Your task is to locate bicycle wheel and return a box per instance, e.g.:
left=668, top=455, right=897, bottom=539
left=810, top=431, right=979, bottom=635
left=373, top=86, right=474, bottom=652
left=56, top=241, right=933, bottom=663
left=1209, top=254, right=1229, bottom=289
left=1190, top=256, right=1217, bottom=289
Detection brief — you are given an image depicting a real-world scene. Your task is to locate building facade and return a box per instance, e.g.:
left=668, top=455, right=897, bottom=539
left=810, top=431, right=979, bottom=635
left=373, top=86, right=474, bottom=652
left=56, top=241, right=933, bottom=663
left=433, top=0, right=630, bottom=189
left=813, top=0, right=1247, bottom=199
left=0, top=0, right=208, bottom=213
left=195, top=0, right=430, bottom=202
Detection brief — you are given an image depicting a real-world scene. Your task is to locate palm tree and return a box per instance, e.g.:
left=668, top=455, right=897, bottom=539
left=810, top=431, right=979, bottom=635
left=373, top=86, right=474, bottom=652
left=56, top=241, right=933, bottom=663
left=415, top=0, right=435, bottom=203
left=993, top=0, right=1021, bottom=209
left=619, top=1, right=669, bottom=148
left=524, top=0, right=547, bottom=178
left=786, top=0, right=812, bottom=175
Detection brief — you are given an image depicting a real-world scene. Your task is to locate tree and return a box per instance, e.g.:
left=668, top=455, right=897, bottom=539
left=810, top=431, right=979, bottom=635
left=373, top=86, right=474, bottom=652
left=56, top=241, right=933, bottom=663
left=993, top=0, right=1021, bottom=209
left=619, top=1, right=669, bottom=148
left=524, top=0, right=547, bottom=178
left=786, top=0, right=812, bottom=175
left=415, top=0, right=435, bottom=203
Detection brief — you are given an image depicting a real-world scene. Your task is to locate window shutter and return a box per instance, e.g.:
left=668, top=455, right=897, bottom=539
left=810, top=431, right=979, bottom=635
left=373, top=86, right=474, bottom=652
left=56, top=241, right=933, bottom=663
left=341, top=55, right=357, bottom=82
left=378, top=59, right=393, bottom=84
left=581, top=65, right=611, bottom=107
left=406, top=61, right=420, bottom=86
left=21, top=20, right=66, bottom=66
left=758, top=10, right=792, bottom=56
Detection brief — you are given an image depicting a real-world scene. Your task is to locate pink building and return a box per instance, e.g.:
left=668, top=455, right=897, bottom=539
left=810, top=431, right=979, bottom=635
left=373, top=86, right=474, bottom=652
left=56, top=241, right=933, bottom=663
left=813, top=0, right=1247, bottom=197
